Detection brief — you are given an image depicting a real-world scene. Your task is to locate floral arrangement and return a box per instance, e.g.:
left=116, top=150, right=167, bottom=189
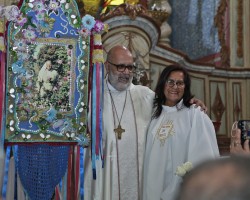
left=175, top=161, right=193, bottom=177
left=80, top=14, right=109, bottom=38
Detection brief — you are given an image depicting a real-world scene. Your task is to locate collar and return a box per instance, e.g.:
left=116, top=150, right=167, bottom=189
left=162, top=99, right=184, bottom=113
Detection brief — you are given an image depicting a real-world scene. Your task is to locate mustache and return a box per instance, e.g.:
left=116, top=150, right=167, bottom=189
left=119, top=74, right=131, bottom=79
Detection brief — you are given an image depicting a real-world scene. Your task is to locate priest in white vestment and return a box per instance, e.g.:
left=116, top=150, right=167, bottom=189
left=84, top=46, right=154, bottom=200
left=143, top=65, right=220, bottom=200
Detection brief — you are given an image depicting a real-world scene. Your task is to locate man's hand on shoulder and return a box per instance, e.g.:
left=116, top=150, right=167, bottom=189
left=189, top=97, right=207, bottom=113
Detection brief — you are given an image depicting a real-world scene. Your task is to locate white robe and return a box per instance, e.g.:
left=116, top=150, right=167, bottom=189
left=84, top=81, right=154, bottom=200
left=143, top=100, right=220, bottom=200
left=36, top=63, right=58, bottom=97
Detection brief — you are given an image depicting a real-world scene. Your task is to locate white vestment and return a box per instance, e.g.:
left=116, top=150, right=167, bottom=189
left=143, top=100, right=220, bottom=200
left=84, top=81, right=154, bottom=200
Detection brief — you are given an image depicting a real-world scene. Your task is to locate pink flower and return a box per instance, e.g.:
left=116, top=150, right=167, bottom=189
left=93, top=20, right=104, bottom=32
left=15, top=13, right=27, bottom=26
left=79, top=28, right=91, bottom=38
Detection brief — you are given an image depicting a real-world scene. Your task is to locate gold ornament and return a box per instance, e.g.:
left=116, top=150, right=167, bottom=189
left=125, top=0, right=139, bottom=5
left=82, top=0, right=103, bottom=17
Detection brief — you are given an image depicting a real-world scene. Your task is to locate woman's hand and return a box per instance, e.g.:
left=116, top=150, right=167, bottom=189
left=189, top=97, right=207, bottom=113
left=230, top=125, right=250, bottom=155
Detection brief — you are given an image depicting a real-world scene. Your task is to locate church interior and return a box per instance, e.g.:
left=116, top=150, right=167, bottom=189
left=0, top=0, right=250, bottom=199
left=97, top=0, right=249, bottom=155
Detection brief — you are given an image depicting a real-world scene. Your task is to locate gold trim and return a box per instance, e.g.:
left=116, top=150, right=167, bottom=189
left=156, top=120, right=174, bottom=146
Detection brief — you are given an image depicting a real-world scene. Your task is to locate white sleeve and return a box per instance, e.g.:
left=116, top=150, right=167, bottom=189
left=185, top=107, right=220, bottom=165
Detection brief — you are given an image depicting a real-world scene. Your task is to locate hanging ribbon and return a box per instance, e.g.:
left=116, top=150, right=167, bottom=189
left=95, top=62, right=100, bottom=158
left=100, top=63, right=104, bottom=167
left=91, top=62, right=97, bottom=179
left=66, top=146, right=73, bottom=200
left=74, top=146, right=80, bottom=199
left=2, top=146, right=10, bottom=198
left=79, top=147, right=84, bottom=200
left=90, top=33, right=104, bottom=179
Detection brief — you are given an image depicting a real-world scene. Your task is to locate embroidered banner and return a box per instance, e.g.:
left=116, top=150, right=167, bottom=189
left=3, top=1, right=90, bottom=144
left=0, top=1, right=106, bottom=199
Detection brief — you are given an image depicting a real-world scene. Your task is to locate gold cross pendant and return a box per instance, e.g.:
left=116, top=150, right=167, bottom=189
left=114, top=124, right=125, bottom=139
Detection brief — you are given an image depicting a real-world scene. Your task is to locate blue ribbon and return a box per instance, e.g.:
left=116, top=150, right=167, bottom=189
left=2, top=146, right=11, bottom=198
left=100, top=63, right=104, bottom=168
left=91, top=64, right=97, bottom=179
left=80, top=147, right=84, bottom=200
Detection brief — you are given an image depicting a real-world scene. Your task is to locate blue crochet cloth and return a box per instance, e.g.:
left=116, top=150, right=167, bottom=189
left=17, top=144, right=69, bottom=200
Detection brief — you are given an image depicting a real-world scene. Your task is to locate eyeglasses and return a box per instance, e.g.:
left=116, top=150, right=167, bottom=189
left=166, top=79, right=185, bottom=88
left=107, top=61, right=136, bottom=72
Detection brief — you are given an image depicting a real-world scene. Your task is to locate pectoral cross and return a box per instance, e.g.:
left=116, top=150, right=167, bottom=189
left=114, top=124, right=125, bottom=139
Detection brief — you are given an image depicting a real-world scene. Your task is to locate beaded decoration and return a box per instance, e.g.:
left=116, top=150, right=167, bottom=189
left=0, top=1, right=108, bottom=199
left=2, top=1, right=107, bottom=145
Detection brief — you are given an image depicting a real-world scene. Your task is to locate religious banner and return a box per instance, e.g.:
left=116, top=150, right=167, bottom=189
left=3, top=1, right=92, bottom=144
left=0, top=1, right=107, bottom=199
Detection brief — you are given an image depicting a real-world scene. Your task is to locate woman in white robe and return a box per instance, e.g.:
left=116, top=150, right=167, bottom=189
left=143, top=65, right=220, bottom=200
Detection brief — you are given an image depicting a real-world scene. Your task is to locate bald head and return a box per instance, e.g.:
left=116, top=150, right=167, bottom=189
left=106, top=45, right=134, bottom=91
left=107, top=45, right=133, bottom=63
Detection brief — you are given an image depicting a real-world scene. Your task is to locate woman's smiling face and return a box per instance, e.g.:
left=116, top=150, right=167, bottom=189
left=164, top=70, right=185, bottom=106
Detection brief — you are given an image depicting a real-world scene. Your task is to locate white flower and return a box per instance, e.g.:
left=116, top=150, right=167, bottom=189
left=2, top=5, right=20, bottom=21
left=175, top=166, right=186, bottom=176
left=183, top=162, right=193, bottom=171
left=14, top=39, right=27, bottom=51
left=175, top=162, right=193, bottom=177
left=34, top=1, right=45, bottom=12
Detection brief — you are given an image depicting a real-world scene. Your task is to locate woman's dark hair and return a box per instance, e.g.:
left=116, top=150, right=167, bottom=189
left=152, top=65, right=194, bottom=119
